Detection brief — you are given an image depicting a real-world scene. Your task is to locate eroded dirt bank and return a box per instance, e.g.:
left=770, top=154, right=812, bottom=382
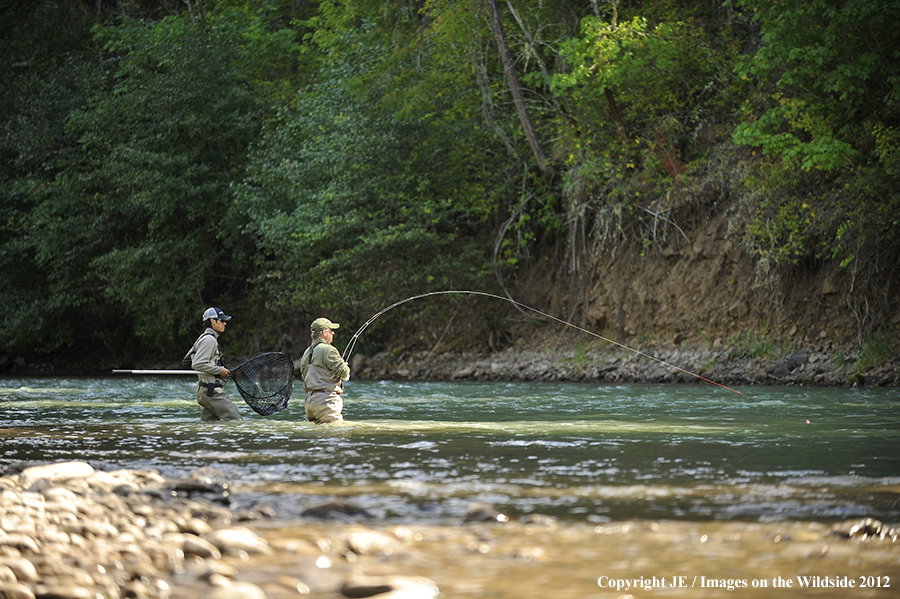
left=351, top=209, right=898, bottom=388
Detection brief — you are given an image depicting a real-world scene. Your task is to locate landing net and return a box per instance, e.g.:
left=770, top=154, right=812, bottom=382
left=230, top=352, right=294, bottom=415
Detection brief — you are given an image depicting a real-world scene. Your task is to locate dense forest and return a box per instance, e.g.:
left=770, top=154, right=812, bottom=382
left=1, top=0, right=899, bottom=373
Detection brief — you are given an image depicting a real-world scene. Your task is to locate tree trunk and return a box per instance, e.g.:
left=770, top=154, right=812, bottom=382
left=601, top=0, right=629, bottom=156
left=604, top=87, right=630, bottom=156
left=484, top=0, right=552, bottom=175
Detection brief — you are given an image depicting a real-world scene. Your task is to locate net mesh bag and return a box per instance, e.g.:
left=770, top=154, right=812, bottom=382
left=230, top=352, right=294, bottom=416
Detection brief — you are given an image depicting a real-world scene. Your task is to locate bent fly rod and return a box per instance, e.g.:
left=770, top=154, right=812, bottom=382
left=342, top=290, right=742, bottom=395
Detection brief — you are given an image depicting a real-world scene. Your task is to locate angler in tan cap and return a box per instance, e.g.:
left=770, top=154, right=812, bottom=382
left=300, top=317, right=351, bottom=423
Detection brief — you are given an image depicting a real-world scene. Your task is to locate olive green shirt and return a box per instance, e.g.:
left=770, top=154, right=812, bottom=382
left=300, top=339, right=350, bottom=393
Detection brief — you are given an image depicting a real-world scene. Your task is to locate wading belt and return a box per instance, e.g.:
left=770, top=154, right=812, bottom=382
left=199, top=380, right=223, bottom=397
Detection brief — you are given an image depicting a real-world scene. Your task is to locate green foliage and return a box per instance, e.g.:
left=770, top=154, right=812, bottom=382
left=551, top=6, right=742, bottom=245
left=733, top=0, right=900, bottom=269
left=733, top=0, right=898, bottom=170
left=2, top=0, right=899, bottom=367
left=0, top=0, right=108, bottom=354
left=242, top=24, right=494, bottom=324
left=555, top=10, right=737, bottom=148
left=1, top=0, right=300, bottom=358
left=852, top=329, right=898, bottom=375
left=728, top=329, right=776, bottom=359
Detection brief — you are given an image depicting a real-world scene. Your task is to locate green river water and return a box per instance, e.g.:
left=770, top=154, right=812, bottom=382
left=1, top=377, right=898, bottom=597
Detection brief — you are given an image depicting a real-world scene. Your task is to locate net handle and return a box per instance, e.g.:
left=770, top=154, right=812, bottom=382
left=112, top=369, right=198, bottom=375
left=111, top=355, right=273, bottom=377
left=113, top=352, right=296, bottom=416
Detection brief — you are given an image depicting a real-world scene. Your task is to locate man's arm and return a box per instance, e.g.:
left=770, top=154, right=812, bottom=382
left=322, top=345, right=350, bottom=381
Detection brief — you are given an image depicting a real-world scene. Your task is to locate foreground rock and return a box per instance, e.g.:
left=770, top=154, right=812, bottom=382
left=0, top=461, right=269, bottom=599
left=0, top=461, right=441, bottom=599
left=3, top=461, right=894, bottom=599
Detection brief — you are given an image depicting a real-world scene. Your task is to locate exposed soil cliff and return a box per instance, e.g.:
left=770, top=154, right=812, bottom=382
left=353, top=206, right=899, bottom=387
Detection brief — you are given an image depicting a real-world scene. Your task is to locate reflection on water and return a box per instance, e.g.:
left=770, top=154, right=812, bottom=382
left=1, top=377, right=899, bottom=524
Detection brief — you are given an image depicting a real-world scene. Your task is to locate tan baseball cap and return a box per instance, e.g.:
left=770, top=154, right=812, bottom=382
left=310, top=317, right=340, bottom=332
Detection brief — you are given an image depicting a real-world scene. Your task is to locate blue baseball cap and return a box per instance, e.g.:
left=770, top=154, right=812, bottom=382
left=202, top=307, right=232, bottom=321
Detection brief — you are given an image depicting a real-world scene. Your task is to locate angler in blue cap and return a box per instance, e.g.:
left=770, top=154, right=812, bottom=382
left=182, top=307, right=243, bottom=421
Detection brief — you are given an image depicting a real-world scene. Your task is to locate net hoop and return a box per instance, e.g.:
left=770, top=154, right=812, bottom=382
left=230, top=351, right=294, bottom=416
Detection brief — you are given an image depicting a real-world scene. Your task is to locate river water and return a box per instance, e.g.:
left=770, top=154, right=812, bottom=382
left=2, top=377, right=898, bottom=597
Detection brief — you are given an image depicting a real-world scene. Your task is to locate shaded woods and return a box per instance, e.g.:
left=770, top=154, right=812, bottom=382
left=1, top=0, right=898, bottom=376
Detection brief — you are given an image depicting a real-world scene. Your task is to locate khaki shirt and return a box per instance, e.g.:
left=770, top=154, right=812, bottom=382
left=300, top=339, right=350, bottom=393
left=190, top=328, right=226, bottom=384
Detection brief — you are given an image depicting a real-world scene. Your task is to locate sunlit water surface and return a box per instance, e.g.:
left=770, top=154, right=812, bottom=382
left=4, top=377, right=900, bottom=598
left=2, top=377, right=898, bottom=524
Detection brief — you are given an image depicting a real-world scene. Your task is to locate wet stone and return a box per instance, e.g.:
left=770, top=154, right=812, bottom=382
left=518, top=513, right=558, bottom=529
left=184, top=557, right=238, bottom=581
left=207, top=581, right=266, bottom=599
left=205, top=527, right=271, bottom=555
left=345, top=530, right=399, bottom=556
left=31, top=584, right=94, bottom=599
left=0, top=581, right=36, bottom=599
left=340, top=575, right=440, bottom=599
left=463, top=502, right=509, bottom=524
left=0, top=558, right=38, bottom=583
left=180, top=518, right=213, bottom=536
left=112, top=484, right=140, bottom=497
left=0, top=460, right=302, bottom=599
left=301, top=500, right=373, bottom=519
left=19, top=463, right=94, bottom=489
left=0, top=535, right=39, bottom=555
left=832, top=518, right=899, bottom=541
left=181, top=534, right=223, bottom=559
left=275, top=575, right=311, bottom=595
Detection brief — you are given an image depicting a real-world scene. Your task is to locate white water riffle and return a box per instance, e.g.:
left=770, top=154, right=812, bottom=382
left=1, top=377, right=898, bottom=523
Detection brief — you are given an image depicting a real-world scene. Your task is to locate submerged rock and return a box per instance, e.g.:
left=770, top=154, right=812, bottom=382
left=345, top=529, right=400, bottom=556
left=832, top=518, right=898, bottom=541
left=340, top=574, right=439, bottom=599
left=301, top=500, right=373, bottom=519
left=462, top=502, right=509, bottom=524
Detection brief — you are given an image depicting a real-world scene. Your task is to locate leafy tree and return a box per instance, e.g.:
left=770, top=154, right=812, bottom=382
left=550, top=2, right=740, bottom=254
left=241, top=24, right=496, bottom=335
left=4, top=0, right=899, bottom=366
left=1, top=0, right=300, bottom=361
left=0, top=0, right=107, bottom=356
left=732, top=0, right=900, bottom=275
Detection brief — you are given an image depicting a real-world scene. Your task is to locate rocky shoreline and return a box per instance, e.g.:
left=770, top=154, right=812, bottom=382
left=2, top=462, right=899, bottom=599
left=350, top=344, right=900, bottom=388
left=3, top=337, right=899, bottom=388
left=0, top=461, right=447, bottom=599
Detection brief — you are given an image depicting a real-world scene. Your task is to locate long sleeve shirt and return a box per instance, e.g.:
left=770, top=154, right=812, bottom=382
left=191, top=328, right=226, bottom=384
left=300, top=339, right=350, bottom=393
